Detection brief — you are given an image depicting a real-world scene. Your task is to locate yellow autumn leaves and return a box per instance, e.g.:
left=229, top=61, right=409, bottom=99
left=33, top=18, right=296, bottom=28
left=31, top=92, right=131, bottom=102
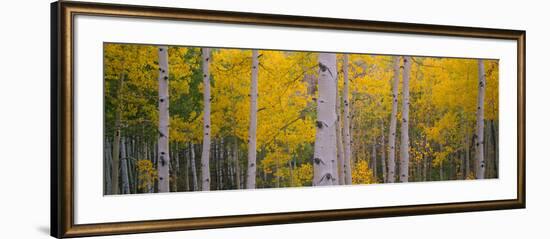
left=104, top=43, right=499, bottom=189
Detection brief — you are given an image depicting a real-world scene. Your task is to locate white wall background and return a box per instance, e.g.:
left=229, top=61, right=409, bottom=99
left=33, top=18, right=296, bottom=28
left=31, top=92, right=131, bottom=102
left=0, top=0, right=547, bottom=238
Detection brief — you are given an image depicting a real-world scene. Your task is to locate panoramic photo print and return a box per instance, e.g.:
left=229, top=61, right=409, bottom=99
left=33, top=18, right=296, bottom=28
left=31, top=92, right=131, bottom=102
left=103, top=43, right=499, bottom=195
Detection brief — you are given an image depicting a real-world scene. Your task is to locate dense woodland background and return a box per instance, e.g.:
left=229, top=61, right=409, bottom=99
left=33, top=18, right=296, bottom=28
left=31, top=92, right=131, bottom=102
left=103, top=43, right=499, bottom=195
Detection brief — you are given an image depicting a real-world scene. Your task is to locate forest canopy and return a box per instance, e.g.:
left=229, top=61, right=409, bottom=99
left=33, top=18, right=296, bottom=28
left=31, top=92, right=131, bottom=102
left=103, top=43, right=499, bottom=195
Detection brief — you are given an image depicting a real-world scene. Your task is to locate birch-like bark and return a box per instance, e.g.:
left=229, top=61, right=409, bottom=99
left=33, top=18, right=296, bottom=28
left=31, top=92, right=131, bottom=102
left=342, top=54, right=353, bottom=185
left=157, top=46, right=170, bottom=193
left=387, top=56, right=400, bottom=183
left=399, top=56, right=411, bottom=183
left=189, top=142, right=198, bottom=191
left=111, top=72, right=125, bottom=195
left=201, top=48, right=212, bottom=191
left=475, top=59, right=486, bottom=179
left=313, top=53, right=338, bottom=186
left=172, top=143, right=180, bottom=192
left=246, top=50, right=259, bottom=189
left=120, top=137, right=130, bottom=194
left=184, top=147, right=190, bottom=191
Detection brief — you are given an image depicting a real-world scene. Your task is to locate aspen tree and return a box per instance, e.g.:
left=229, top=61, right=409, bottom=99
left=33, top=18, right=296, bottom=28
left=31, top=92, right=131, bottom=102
left=399, top=56, right=411, bottom=183
left=246, top=50, right=259, bottom=189
left=189, top=142, right=198, bottom=191
left=121, top=137, right=130, bottom=194
left=387, top=56, right=400, bottom=183
left=157, top=46, right=170, bottom=192
left=313, top=53, right=338, bottom=186
left=201, top=48, right=212, bottom=190
left=475, top=59, right=486, bottom=179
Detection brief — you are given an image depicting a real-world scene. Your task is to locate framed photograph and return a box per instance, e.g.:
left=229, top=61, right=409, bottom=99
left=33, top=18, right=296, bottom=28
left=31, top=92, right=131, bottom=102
left=51, top=1, right=526, bottom=238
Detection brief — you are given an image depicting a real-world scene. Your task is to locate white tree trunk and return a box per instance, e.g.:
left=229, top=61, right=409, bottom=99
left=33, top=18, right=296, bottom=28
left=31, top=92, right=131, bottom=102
left=189, top=142, right=198, bottom=191
left=157, top=46, right=170, bottom=193
left=246, top=50, right=259, bottom=189
left=201, top=48, right=212, bottom=191
left=399, top=56, right=411, bottom=183
left=183, top=146, right=189, bottom=191
left=475, top=59, right=486, bottom=179
left=172, top=143, right=180, bottom=192
left=342, top=54, right=353, bottom=185
left=120, top=137, right=130, bottom=194
left=387, top=56, right=400, bottom=183
left=313, top=53, right=338, bottom=186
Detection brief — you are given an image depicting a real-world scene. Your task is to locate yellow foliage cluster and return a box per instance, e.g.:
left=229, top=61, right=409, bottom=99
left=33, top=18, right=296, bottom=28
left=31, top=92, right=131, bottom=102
left=137, top=160, right=157, bottom=191
left=208, top=49, right=317, bottom=186
left=426, top=112, right=460, bottom=145
left=413, top=57, right=498, bottom=168
left=210, top=50, right=316, bottom=150
left=292, top=163, right=313, bottom=187
left=170, top=114, right=202, bottom=143
left=432, top=146, right=454, bottom=167
left=259, top=150, right=313, bottom=187
left=351, top=160, right=376, bottom=185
